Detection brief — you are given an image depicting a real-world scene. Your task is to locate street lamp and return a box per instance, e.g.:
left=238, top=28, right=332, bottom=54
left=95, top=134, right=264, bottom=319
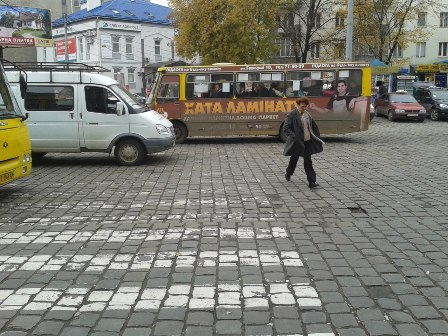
left=346, top=0, right=353, bottom=61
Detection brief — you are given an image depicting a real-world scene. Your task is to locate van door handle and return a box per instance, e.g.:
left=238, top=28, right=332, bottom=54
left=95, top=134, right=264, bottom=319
left=174, top=102, right=179, bottom=105
left=69, top=113, right=74, bottom=119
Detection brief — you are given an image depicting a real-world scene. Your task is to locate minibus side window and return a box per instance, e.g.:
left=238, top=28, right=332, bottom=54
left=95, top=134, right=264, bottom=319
left=85, top=86, right=119, bottom=114
left=24, top=86, right=74, bottom=111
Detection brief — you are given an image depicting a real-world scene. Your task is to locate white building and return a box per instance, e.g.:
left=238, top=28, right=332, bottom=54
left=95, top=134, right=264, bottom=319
left=45, top=0, right=185, bottom=94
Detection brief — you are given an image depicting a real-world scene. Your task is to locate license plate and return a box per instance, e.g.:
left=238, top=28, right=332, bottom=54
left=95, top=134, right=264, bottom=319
left=408, top=114, right=418, bottom=117
left=0, top=171, right=14, bottom=184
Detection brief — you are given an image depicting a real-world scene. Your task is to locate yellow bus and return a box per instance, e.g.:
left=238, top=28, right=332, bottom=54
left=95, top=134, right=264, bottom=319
left=147, top=62, right=372, bottom=143
left=0, top=60, right=32, bottom=186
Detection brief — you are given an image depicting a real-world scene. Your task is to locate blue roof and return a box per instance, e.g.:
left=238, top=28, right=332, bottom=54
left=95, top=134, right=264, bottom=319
left=53, top=0, right=171, bottom=27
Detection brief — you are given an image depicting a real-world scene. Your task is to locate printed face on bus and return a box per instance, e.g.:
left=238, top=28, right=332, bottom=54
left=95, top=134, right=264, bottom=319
left=337, top=81, right=348, bottom=96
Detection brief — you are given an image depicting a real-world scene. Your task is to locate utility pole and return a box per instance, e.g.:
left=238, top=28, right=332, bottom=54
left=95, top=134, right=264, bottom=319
left=62, top=0, right=69, bottom=62
left=141, top=38, right=146, bottom=94
left=345, top=0, right=353, bottom=61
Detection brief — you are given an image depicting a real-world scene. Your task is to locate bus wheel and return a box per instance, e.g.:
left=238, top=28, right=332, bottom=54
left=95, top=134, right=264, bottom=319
left=173, top=121, right=188, bottom=144
left=114, top=139, right=145, bottom=166
left=279, top=123, right=288, bottom=142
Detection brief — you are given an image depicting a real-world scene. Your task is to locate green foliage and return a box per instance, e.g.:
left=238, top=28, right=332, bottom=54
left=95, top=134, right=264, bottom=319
left=169, top=0, right=281, bottom=64
left=0, top=12, right=16, bottom=28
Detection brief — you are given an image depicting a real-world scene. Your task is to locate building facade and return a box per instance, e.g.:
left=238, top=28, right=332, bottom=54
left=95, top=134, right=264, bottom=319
left=48, top=0, right=183, bottom=94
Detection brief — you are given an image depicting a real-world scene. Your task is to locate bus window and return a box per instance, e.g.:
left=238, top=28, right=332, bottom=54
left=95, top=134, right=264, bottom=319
left=337, top=69, right=362, bottom=96
left=186, top=73, right=233, bottom=99
left=158, top=75, right=179, bottom=103
left=236, top=73, right=259, bottom=98
left=286, top=71, right=335, bottom=97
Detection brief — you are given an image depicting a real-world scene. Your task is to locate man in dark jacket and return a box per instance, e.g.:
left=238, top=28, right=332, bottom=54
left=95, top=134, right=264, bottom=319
left=283, top=97, right=324, bottom=188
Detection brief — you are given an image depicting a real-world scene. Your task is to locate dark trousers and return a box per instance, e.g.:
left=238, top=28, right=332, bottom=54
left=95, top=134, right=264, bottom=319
left=286, top=140, right=316, bottom=183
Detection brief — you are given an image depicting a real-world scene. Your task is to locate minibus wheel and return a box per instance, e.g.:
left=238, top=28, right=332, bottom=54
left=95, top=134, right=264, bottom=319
left=173, top=121, right=188, bottom=144
left=114, top=139, right=145, bottom=166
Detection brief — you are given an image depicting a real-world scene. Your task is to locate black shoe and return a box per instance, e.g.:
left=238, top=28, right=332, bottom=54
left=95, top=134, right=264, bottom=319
left=308, top=182, right=319, bottom=188
left=285, top=173, right=291, bottom=181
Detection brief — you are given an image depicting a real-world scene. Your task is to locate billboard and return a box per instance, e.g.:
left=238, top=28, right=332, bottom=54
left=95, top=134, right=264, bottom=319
left=56, top=37, right=76, bottom=62
left=0, top=6, right=52, bottom=47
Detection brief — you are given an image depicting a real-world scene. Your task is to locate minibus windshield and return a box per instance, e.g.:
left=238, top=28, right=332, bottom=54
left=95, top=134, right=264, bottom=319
left=110, top=84, right=148, bottom=113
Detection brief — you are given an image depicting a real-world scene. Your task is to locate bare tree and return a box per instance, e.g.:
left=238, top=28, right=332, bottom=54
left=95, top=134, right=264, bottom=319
left=277, top=0, right=343, bottom=63
left=354, top=0, right=445, bottom=64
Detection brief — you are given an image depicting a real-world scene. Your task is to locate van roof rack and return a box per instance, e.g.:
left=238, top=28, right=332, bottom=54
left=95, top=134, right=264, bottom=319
left=1, top=61, right=109, bottom=73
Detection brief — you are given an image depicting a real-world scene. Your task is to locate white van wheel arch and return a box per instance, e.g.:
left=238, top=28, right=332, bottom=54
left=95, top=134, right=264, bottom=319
left=114, top=139, right=145, bottom=166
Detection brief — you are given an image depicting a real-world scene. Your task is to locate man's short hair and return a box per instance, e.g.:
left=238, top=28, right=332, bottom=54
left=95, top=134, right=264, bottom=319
left=296, top=97, right=310, bottom=105
left=337, top=79, right=347, bottom=85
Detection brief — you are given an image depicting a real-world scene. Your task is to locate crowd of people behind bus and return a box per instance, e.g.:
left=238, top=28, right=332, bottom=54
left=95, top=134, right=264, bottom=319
left=199, top=78, right=363, bottom=101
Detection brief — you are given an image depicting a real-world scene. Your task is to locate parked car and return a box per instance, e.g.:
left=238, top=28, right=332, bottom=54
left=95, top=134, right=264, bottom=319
left=375, top=92, right=426, bottom=122
left=414, top=87, right=448, bottom=121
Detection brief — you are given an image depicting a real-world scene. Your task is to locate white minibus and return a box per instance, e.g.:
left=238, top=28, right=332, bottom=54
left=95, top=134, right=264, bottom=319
left=5, top=63, right=175, bottom=166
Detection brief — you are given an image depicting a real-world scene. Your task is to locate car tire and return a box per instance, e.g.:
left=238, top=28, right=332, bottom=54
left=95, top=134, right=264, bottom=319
left=374, top=107, right=380, bottom=117
left=388, top=111, right=395, bottom=121
left=172, top=121, right=188, bottom=144
left=430, top=108, right=440, bottom=121
left=114, top=139, right=145, bottom=166
left=31, top=152, right=47, bottom=161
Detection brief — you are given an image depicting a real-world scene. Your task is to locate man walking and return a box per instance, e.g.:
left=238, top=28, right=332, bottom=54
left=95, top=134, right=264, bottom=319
left=283, top=97, right=324, bottom=188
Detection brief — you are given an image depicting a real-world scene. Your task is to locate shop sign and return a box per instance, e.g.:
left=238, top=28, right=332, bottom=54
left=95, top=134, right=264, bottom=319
left=439, top=64, right=448, bottom=73
left=417, top=64, right=440, bottom=73
left=371, top=66, right=399, bottom=75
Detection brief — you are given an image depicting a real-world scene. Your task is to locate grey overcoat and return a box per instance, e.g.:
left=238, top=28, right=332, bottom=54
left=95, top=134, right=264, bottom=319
left=283, top=108, right=324, bottom=157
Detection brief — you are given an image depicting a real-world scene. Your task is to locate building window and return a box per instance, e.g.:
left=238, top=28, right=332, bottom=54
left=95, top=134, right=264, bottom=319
left=416, top=42, right=426, bottom=57
left=334, top=42, right=344, bottom=58
left=392, top=44, right=403, bottom=58
left=126, top=37, right=134, bottom=60
left=417, top=12, right=426, bottom=26
left=78, top=37, right=84, bottom=60
left=274, top=37, right=293, bottom=57
left=112, top=36, right=121, bottom=59
left=441, top=12, right=448, bottom=27
left=310, top=43, right=320, bottom=59
left=154, top=39, right=161, bottom=55
left=439, top=42, right=448, bottom=57
left=86, top=42, right=90, bottom=60
left=335, top=13, right=345, bottom=28
left=311, top=14, right=321, bottom=28
left=128, top=68, right=135, bottom=83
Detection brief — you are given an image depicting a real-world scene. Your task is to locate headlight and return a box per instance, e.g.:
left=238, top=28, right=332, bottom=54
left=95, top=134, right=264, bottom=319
left=395, top=109, right=405, bottom=113
left=439, top=103, right=448, bottom=108
left=156, top=124, right=170, bottom=135
left=419, top=109, right=426, bottom=113
left=22, top=154, right=31, bottom=163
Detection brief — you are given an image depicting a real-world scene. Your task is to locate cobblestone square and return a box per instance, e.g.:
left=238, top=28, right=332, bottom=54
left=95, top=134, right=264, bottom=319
left=0, top=118, right=447, bottom=335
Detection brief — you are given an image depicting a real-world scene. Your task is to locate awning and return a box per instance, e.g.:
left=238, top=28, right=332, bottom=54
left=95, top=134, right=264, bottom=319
left=370, top=59, right=387, bottom=66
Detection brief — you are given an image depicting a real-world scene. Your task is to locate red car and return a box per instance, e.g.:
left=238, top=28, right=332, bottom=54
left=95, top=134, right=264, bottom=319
left=375, top=92, right=426, bottom=122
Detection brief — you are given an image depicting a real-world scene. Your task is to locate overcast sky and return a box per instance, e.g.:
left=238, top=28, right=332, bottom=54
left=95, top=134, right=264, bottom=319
left=151, top=0, right=169, bottom=7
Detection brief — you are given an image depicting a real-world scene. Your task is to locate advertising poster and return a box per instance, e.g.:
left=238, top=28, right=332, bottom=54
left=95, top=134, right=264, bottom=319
left=0, top=5, right=52, bottom=47
left=55, top=37, right=76, bottom=62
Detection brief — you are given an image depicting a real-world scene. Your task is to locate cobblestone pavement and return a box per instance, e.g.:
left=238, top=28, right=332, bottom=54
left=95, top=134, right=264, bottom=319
left=0, top=117, right=447, bottom=336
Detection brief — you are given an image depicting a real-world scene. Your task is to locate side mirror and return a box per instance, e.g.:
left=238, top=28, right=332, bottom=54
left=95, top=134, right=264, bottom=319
left=116, top=102, right=126, bottom=116
left=19, top=73, right=27, bottom=99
